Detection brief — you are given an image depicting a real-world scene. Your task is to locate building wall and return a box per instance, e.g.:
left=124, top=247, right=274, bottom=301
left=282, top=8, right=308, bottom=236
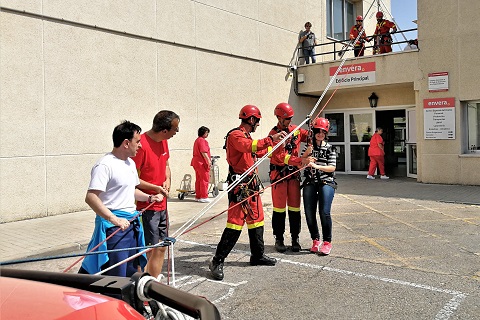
left=416, top=0, right=480, bottom=184
left=294, top=0, right=480, bottom=186
left=0, top=0, right=326, bottom=222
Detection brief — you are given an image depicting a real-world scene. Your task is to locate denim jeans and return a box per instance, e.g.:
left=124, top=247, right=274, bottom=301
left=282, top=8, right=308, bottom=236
left=303, top=183, right=335, bottom=241
left=303, top=48, right=316, bottom=64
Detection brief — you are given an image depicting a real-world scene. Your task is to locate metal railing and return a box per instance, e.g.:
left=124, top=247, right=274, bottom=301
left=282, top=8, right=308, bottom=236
left=297, top=28, right=418, bottom=63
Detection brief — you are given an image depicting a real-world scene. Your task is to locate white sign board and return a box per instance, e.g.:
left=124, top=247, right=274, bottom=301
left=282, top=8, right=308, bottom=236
left=428, top=72, right=449, bottom=92
left=423, top=98, right=455, bottom=140
left=330, top=62, right=376, bottom=87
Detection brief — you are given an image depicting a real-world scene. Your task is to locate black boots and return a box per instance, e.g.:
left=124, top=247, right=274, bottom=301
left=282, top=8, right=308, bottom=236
left=274, top=238, right=287, bottom=253
left=272, top=210, right=286, bottom=252
left=291, top=237, right=301, bottom=252
left=248, top=226, right=277, bottom=266
left=209, top=228, right=241, bottom=280
left=209, top=256, right=224, bottom=280
left=250, top=254, right=277, bottom=266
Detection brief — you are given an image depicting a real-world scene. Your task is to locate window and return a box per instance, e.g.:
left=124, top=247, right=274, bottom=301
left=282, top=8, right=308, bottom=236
left=466, top=101, right=480, bottom=153
left=326, top=0, right=355, bottom=40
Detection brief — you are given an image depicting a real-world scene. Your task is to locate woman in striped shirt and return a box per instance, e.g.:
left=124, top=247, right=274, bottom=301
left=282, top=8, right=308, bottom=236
left=301, top=117, right=337, bottom=255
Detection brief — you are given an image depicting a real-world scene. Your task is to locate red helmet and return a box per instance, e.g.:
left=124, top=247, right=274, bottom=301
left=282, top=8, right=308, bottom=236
left=239, top=105, right=262, bottom=119
left=274, top=102, right=294, bottom=118
left=312, top=117, right=330, bottom=133
left=376, top=11, right=384, bottom=19
left=356, top=15, right=363, bottom=21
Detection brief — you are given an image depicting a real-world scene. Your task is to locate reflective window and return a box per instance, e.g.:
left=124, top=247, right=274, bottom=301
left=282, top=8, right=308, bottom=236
left=349, top=113, right=373, bottom=143
left=327, top=0, right=355, bottom=40
left=466, top=102, right=480, bottom=153
left=350, top=145, right=369, bottom=171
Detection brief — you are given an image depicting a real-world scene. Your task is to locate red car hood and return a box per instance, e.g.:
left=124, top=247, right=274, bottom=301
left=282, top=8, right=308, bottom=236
left=0, top=277, right=144, bottom=320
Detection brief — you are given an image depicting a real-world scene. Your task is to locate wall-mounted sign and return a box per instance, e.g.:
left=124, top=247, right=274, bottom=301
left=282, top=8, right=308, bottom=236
left=329, top=62, right=376, bottom=87
left=428, top=72, right=449, bottom=92
left=423, top=97, right=455, bottom=140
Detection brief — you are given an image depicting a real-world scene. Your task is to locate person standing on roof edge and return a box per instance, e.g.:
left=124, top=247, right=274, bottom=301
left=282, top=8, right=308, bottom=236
left=298, top=22, right=318, bottom=64
left=301, top=118, right=337, bottom=256
left=80, top=121, right=162, bottom=277
left=209, top=105, right=286, bottom=281
left=350, top=15, right=368, bottom=57
left=131, top=110, right=180, bottom=280
left=372, top=11, right=397, bottom=54
left=268, top=103, right=315, bottom=253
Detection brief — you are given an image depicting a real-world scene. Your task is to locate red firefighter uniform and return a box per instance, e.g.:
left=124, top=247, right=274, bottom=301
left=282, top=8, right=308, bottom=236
left=209, top=105, right=279, bottom=281
left=373, top=13, right=397, bottom=54
left=225, top=127, right=273, bottom=227
left=349, top=16, right=367, bottom=57
left=268, top=124, right=309, bottom=252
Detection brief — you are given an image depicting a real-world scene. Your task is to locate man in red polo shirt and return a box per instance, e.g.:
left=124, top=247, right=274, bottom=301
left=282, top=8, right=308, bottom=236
left=132, top=110, right=180, bottom=279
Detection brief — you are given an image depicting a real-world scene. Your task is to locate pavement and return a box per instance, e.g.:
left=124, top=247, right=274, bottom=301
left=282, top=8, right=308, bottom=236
left=1, top=174, right=479, bottom=264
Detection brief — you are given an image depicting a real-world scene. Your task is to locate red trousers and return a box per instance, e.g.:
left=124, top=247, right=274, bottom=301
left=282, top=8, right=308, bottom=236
left=271, top=177, right=301, bottom=210
left=226, top=194, right=264, bottom=229
left=368, top=155, right=386, bottom=176
left=193, top=165, right=209, bottom=199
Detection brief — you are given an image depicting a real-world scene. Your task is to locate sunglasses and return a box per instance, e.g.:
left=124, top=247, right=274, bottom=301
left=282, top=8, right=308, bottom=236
left=284, top=117, right=293, bottom=120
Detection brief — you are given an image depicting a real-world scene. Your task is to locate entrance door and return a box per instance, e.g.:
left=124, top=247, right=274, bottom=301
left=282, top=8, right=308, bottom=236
left=406, top=108, right=417, bottom=178
left=375, top=109, right=407, bottom=177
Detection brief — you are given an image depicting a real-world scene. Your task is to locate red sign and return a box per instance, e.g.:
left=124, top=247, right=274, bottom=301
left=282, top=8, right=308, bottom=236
left=423, top=97, right=455, bottom=108
left=329, top=62, right=376, bottom=76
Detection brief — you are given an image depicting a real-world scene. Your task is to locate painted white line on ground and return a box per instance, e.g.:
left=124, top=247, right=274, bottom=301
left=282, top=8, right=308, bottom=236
left=434, top=294, right=467, bottom=320
left=177, top=239, right=468, bottom=319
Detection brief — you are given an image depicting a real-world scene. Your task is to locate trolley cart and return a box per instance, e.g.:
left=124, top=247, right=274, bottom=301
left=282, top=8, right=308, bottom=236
left=176, top=156, right=220, bottom=200
left=208, top=156, right=220, bottom=197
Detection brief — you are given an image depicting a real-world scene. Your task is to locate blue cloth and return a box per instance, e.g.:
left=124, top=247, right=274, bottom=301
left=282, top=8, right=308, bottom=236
left=81, top=210, right=147, bottom=275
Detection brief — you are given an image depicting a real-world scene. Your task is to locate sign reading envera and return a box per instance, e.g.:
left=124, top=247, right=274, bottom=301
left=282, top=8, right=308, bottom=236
left=329, top=62, right=376, bottom=86
left=423, top=97, right=455, bottom=140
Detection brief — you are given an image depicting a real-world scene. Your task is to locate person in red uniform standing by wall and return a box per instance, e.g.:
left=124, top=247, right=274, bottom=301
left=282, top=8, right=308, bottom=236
left=367, top=127, right=389, bottom=180
left=132, top=110, right=180, bottom=280
left=268, top=103, right=315, bottom=253
left=372, top=11, right=397, bottom=54
left=349, top=15, right=367, bottom=57
left=191, top=126, right=211, bottom=203
left=209, top=105, right=286, bottom=281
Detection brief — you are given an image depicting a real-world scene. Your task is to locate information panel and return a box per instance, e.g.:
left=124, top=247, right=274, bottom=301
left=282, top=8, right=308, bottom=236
left=423, top=98, right=455, bottom=140
left=428, top=72, right=449, bottom=92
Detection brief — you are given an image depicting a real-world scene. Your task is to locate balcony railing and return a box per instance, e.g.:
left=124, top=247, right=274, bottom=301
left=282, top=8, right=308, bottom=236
left=296, top=28, right=418, bottom=63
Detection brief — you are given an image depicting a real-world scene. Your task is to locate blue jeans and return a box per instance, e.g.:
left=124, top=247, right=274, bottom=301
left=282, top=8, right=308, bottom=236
left=303, top=183, right=335, bottom=241
left=303, top=48, right=316, bottom=64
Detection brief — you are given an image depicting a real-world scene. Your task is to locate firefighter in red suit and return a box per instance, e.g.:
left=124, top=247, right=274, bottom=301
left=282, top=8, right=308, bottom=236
left=349, top=15, right=367, bottom=57
left=209, top=105, right=286, bottom=281
left=268, top=103, right=315, bottom=253
left=373, top=11, right=397, bottom=54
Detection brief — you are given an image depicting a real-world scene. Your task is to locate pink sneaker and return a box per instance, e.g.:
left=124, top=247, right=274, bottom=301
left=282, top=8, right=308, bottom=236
left=319, top=241, right=332, bottom=255
left=310, top=239, right=321, bottom=253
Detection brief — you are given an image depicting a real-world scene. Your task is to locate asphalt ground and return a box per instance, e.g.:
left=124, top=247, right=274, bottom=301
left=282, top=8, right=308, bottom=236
left=1, top=175, right=479, bottom=319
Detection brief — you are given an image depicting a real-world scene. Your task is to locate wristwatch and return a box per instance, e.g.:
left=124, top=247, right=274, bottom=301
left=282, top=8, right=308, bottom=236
left=148, top=195, right=153, bottom=203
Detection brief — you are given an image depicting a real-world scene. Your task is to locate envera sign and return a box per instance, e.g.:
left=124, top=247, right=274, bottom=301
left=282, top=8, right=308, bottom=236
left=423, top=97, right=455, bottom=140
left=329, top=62, right=376, bottom=86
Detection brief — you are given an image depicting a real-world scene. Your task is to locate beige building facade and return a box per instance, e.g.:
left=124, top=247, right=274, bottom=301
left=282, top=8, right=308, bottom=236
left=0, top=0, right=478, bottom=222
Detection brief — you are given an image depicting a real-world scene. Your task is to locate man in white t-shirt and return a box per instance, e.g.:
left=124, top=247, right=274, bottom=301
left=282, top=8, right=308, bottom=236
left=79, top=121, right=162, bottom=277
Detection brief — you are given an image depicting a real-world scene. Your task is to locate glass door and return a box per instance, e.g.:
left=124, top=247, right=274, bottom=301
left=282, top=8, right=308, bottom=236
left=325, top=110, right=375, bottom=174
left=406, top=108, right=417, bottom=178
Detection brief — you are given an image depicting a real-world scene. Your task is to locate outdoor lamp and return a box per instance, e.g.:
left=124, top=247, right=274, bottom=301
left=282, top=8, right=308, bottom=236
left=368, top=92, right=379, bottom=108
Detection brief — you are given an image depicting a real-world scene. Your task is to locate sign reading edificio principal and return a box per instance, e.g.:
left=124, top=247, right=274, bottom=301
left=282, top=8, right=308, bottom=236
left=329, top=62, right=376, bottom=87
